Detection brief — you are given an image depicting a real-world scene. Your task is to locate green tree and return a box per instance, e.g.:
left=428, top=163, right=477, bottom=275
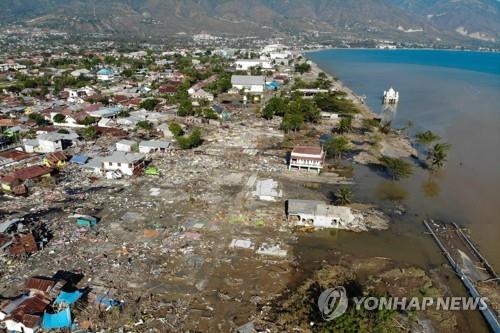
left=378, top=156, right=413, bottom=180
left=177, top=99, right=194, bottom=117
left=137, top=120, right=153, bottom=130
left=338, top=117, right=352, bottom=134
left=29, top=113, right=49, bottom=125
left=169, top=122, right=184, bottom=137
left=294, top=63, right=311, bottom=74
left=416, top=130, right=440, bottom=147
left=140, top=98, right=159, bottom=111
left=334, top=187, right=353, bottom=205
left=177, top=128, right=203, bottom=149
left=427, top=143, right=451, bottom=170
left=80, top=126, right=97, bottom=139
left=325, top=136, right=351, bottom=160
left=289, top=98, right=320, bottom=123
left=263, top=96, right=287, bottom=119
left=280, top=112, right=304, bottom=133
left=78, top=115, right=97, bottom=126
left=53, top=113, right=66, bottom=123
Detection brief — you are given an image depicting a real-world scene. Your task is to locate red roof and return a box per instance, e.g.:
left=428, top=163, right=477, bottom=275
left=159, top=86, right=177, bottom=93
left=0, top=165, right=53, bottom=184
left=9, top=233, right=38, bottom=255
left=0, top=150, right=33, bottom=161
left=44, top=152, right=68, bottom=164
left=292, top=145, right=323, bottom=156
left=25, top=277, right=56, bottom=293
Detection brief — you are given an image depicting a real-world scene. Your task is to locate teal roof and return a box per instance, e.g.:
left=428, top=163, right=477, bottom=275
left=97, top=68, right=113, bottom=75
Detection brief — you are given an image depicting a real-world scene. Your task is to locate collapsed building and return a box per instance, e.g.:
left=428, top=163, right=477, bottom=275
left=286, top=199, right=364, bottom=230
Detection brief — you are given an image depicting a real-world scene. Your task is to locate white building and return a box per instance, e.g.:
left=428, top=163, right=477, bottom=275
left=383, top=87, right=399, bottom=104
left=231, top=75, right=265, bottom=94
left=116, top=140, right=137, bottom=152
left=287, top=199, right=363, bottom=229
left=23, top=133, right=71, bottom=153
left=0, top=63, right=26, bottom=72
left=191, top=88, right=214, bottom=102
left=289, top=145, right=326, bottom=173
left=101, top=151, right=145, bottom=176
left=138, top=140, right=171, bottom=154
left=234, top=59, right=272, bottom=71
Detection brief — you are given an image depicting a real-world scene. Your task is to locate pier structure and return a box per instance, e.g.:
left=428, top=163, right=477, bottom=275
left=423, top=220, right=500, bottom=333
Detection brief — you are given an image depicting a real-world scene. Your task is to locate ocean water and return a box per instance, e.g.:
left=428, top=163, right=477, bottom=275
left=295, top=49, right=500, bottom=331
left=299, top=49, right=500, bottom=299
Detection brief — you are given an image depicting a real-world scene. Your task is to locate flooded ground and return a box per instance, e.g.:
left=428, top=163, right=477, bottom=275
left=298, top=49, right=500, bottom=332
left=305, top=49, right=500, bottom=268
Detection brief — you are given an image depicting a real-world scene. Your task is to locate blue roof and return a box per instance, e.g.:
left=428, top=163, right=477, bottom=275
left=70, top=155, right=89, bottom=165
left=42, top=308, right=72, bottom=329
left=97, top=68, right=113, bottom=75
left=96, top=294, right=123, bottom=308
left=54, top=290, right=83, bottom=305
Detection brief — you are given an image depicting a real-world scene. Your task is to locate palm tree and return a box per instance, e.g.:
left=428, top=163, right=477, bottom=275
left=334, top=187, right=353, bottom=205
left=378, top=156, right=413, bottom=180
left=427, top=143, right=451, bottom=170
left=337, top=117, right=352, bottom=134
left=415, top=130, right=440, bottom=147
left=324, top=136, right=351, bottom=160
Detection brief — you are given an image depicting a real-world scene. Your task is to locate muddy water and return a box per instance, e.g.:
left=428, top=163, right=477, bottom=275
left=297, top=49, right=500, bottom=332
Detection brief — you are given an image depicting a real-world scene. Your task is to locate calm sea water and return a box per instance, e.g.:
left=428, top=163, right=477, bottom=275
left=296, top=48, right=500, bottom=331
left=298, top=49, right=499, bottom=323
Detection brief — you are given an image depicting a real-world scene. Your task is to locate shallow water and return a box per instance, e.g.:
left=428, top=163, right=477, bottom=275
left=305, top=49, right=500, bottom=270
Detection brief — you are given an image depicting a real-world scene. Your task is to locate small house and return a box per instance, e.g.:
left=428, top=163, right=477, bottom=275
left=101, top=151, right=145, bottom=176
left=138, top=140, right=170, bottom=154
left=43, top=152, right=68, bottom=168
left=116, top=140, right=137, bottom=152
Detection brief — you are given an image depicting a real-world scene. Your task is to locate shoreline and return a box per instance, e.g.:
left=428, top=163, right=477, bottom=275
left=301, top=47, right=500, bottom=54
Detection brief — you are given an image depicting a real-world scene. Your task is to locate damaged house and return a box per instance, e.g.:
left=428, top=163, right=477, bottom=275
left=0, top=277, right=66, bottom=333
left=286, top=199, right=363, bottom=230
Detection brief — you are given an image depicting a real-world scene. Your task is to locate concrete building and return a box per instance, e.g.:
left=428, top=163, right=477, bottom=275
left=231, top=75, right=265, bottom=94
left=289, top=145, right=326, bottom=173
left=116, top=140, right=137, bottom=152
left=101, top=151, right=145, bottom=176
left=383, top=87, right=399, bottom=104
left=96, top=68, right=115, bottom=81
left=138, top=140, right=170, bottom=154
left=234, top=59, right=272, bottom=71
left=286, top=199, right=363, bottom=229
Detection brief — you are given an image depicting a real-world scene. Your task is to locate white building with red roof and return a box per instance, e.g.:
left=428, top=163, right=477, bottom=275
left=289, top=145, right=326, bottom=173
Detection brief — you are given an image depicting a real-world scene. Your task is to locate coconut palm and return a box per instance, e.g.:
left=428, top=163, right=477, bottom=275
left=334, top=187, right=353, bottom=205
left=378, top=156, right=413, bottom=180
left=427, top=143, right=451, bottom=170
left=415, top=130, right=440, bottom=147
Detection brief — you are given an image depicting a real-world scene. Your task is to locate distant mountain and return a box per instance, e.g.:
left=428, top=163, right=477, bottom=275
left=1, top=0, right=499, bottom=45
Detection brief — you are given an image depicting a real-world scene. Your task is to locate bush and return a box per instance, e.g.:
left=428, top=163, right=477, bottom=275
left=177, top=128, right=203, bottom=149
left=140, top=98, right=159, bottom=111
left=53, top=113, right=66, bottom=123
left=168, top=122, right=184, bottom=137
left=137, top=120, right=153, bottom=130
